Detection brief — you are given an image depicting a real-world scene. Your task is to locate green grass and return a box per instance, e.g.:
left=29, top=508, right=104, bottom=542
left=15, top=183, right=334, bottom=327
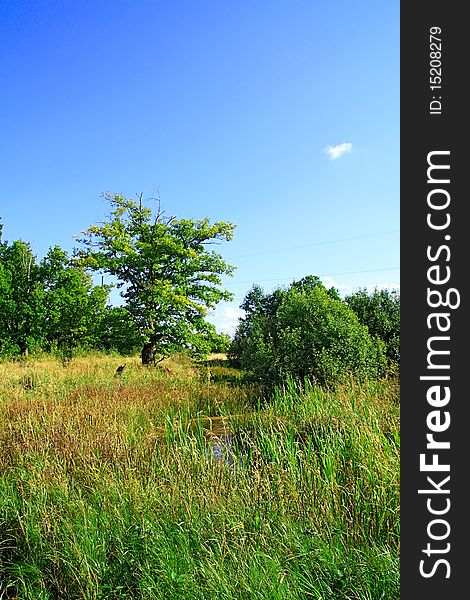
left=0, top=355, right=399, bottom=599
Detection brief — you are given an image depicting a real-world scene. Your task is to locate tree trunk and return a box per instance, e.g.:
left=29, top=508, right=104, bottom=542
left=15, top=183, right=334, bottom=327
left=141, top=340, right=157, bottom=365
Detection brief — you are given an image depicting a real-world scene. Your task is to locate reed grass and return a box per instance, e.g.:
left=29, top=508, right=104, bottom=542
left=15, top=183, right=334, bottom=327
left=0, top=354, right=399, bottom=599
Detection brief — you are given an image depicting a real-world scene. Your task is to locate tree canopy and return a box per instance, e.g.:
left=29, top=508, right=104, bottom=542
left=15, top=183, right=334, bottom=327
left=40, top=246, right=110, bottom=360
left=345, top=287, right=400, bottom=368
left=0, top=239, right=45, bottom=356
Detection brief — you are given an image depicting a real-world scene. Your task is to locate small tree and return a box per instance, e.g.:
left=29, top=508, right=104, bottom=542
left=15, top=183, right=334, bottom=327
left=75, top=193, right=236, bottom=364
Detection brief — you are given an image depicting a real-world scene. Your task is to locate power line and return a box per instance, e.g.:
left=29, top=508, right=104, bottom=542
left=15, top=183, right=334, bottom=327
left=227, top=266, right=400, bottom=285
left=226, top=229, right=399, bottom=259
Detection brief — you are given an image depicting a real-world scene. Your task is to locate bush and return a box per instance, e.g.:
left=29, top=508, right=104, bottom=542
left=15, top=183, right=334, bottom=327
left=231, top=280, right=387, bottom=387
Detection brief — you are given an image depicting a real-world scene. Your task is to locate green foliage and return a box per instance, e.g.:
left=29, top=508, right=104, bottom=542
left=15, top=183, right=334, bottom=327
left=230, top=278, right=387, bottom=386
left=345, top=288, right=400, bottom=367
left=208, top=330, right=231, bottom=354
left=0, top=239, right=46, bottom=356
left=75, top=194, right=236, bottom=363
left=40, top=246, right=109, bottom=359
left=0, top=228, right=110, bottom=359
left=1, top=203, right=235, bottom=363
left=95, top=306, right=143, bottom=356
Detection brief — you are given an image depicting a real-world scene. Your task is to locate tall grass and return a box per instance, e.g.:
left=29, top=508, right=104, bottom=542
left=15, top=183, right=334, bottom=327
left=0, top=355, right=399, bottom=599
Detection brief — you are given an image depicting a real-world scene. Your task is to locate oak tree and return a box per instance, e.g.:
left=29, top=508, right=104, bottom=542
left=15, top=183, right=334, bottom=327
left=75, top=194, right=235, bottom=364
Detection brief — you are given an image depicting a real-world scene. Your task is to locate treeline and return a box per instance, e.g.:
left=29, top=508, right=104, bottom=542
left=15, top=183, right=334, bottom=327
left=0, top=221, right=230, bottom=361
left=229, top=275, right=399, bottom=386
left=0, top=235, right=136, bottom=359
left=1, top=198, right=400, bottom=383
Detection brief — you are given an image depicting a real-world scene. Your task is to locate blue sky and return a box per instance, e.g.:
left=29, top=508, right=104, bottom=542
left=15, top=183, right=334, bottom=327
left=0, top=0, right=399, bottom=335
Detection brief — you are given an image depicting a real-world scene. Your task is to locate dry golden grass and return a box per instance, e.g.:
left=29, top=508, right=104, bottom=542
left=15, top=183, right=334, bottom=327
left=0, top=353, right=251, bottom=476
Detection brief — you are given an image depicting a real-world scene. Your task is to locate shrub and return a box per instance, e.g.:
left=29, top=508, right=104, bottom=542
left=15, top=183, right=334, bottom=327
left=231, top=280, right=387, bottom=387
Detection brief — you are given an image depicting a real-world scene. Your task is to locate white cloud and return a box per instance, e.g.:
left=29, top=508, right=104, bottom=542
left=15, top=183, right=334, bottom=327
left=206, top=303, right=245, bottom=337
left=320, top=276, right=352, bottom=295
left=324, top=142, right=352, bottom=160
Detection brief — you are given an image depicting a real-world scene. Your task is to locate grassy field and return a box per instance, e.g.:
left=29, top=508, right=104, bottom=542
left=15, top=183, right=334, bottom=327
left=0, top=354, right=399, bottom=599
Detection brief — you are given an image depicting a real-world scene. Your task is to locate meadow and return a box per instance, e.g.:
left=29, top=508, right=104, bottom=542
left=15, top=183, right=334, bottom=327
left=0, top=354, right=399, bottom=599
